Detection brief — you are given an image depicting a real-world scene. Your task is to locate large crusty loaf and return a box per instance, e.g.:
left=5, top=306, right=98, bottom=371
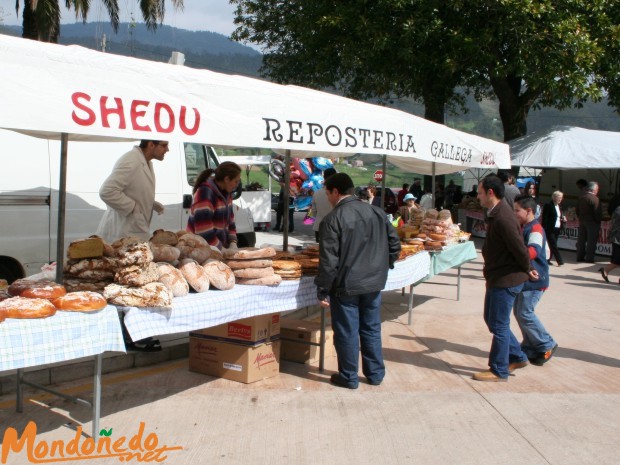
left=233, top=267, right=275, bottom=279
left=236, top=274, right=282, bottom=286
left=156, top=263, right=189, bottom=297
left=178, top=245, right=211, bottom=263
left=116, top=242, right=153, bottom=267
left=115, top=262, right=160, bottom=287
left=103, top=282, right=173, bottom=308
left=177, top=233, right=208, bottom=248
left=178, top=258, right=210, bottom=293
left=150, top=229, right=179, bottom=246
left=226, top=258, right=273, bottom=269
left=149, top=243, right=181, bottom=263
left=63, top=278, right=111, bottom=294
left=202, top=260, right=235, bottom=290
left=223, top=247, right=276, bottom=260
left=65, top=257, right=118, bottom=275
left=67, top=237, right=104, bottom=260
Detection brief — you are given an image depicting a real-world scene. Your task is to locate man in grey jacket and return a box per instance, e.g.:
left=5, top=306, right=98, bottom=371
left=315, top=173, right=401, bottom=389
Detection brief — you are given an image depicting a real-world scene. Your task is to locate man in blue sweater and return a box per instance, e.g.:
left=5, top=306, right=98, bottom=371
left=513, top=195, right=558, bottom=366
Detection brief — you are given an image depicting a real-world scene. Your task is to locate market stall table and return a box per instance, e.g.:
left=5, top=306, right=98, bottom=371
left=406, top=241, right=478, bottom=324
left=121, top=251, right=431, bottom=372
left=0, top=305, right=126, bottom=440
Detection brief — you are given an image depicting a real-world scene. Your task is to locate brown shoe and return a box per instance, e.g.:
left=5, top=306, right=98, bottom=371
left=508, top=360, right=529, bottom=372
left=472, top=371, right=507, bottom=382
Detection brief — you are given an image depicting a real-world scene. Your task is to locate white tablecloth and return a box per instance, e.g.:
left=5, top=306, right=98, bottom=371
left=122, top=252, right=431, bottom=341
left=0, top=305, right=126, bottom=372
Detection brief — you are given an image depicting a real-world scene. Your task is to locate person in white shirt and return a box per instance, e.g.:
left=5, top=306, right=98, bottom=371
left=419, top=187, right=434, bottom=210
left=311, top=168, right=338, bottom=242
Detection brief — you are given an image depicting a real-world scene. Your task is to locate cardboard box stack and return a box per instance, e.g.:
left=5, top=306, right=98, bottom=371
left=280, top=318, right=334, bottom=364
left=189, top=313, right=281, bottom=383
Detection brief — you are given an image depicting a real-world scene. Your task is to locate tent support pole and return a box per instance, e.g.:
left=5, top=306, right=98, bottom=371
left=432, top=162, right=436, bottom=209
left=381, top=155, right=387, bottom=212
left=55, top=133, right=68, bottom=284
left=282, top=150, right=291, bottom=251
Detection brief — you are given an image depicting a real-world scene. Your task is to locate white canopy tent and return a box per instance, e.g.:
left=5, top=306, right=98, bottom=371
left=509, top=126, right=620, bottom=169
left=0, top=33, right=510, bottom=262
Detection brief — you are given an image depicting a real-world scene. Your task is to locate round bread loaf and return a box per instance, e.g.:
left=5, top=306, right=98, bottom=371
left=428, top=233, right=447, bottom=242
left=178, top=259, right=211, bottom=293
left=438, top=209, right=452, bottom=221
left=425, top=209, right=439, bottom=220
left=116, top=242, right=153, bottom=267
left=414, top=233, right=427, bottom=239
left=233, top=267, right=275, bottom=279
left=272, top=260, right=302, bottom=271
left=111, top=236, right=142, bottom=249
left=177, top=233, right=209, bottom=248
left=63, top=278, right=111, bottom=294
left=209, top=246, right=224, bottom=261
left=178, top=245, right=211, bottom=263
left=0, top=296, right=57, bottom=319
left=52, top=291, right=107, bottom=312
left=103, top=282, right=173, bottom=308
left=115, top=262, right=160, bottom=287
left=150, top=229, right=179, bottom=246
left=203, top=260, right=235, bottom=290
left=425, top=241, right=443, bottom=249
left=8, top=279, right=67, bottom=300
left=150, top=243, right=181, bottom=263
left=156, top=263, right=190, bottom=297
left=223, top=247, right=276, bottom=260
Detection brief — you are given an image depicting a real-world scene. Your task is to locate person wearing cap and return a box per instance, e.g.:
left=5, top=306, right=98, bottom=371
left=398, top=193, right=417, bottom=224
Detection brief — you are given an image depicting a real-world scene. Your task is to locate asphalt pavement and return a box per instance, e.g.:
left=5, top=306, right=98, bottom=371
left=1, top=218, right=619, bottom=465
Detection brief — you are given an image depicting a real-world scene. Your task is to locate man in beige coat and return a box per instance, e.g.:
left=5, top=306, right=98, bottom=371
left=97, top=140, right=169, bottom=243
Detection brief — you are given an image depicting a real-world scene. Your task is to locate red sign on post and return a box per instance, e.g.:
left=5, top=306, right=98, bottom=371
left=373, top=170, right=383, bottom=182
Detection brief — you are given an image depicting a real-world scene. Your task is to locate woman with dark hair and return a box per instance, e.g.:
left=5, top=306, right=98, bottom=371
left=523, top=181, right=541, bottom=220
left=187, top=161, right=242, bottom=250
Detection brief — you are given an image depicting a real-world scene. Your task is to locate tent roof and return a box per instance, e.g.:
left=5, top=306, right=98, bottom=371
left=0, top=34, right=509, bottom=173
left=509, top=125, right=620, bottom=169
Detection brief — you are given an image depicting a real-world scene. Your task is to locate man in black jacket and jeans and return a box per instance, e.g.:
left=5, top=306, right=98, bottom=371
left=315, top=173, right=401, bottom=389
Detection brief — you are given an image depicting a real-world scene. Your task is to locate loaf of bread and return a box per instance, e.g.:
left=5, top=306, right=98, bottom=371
left=236, top=274, right=282, bottom=286
left=0, top=296, right=57, bottom=318
left=156, top=263, right=189, bottom=297
left=150, top=229, right=179, bottom=246
left=103, top=282, right=173, bottom=308
left=63, top=278, right=112, bottom=294
left=428, top=233, right=447, bottom=242
left=149, top=243, right=181, bottom=263
left=65, top=257, right=117, bottom=276
left=8, top=279, right=67, bottom=300
left=116, top=242, right=154, bottom=267
left=233, top=267, right=275, bottom=279
left=67, top=237, right=104, bottom=260
left=115, top=262, right=160, bottom=287
left=52, top=291, right=107, bottom=312
left=226, top=259, right=273, bottom=269
left=178, top=259, right=211, bottom=293
left=178, top=245, right=211, bottom=263
left=111, top=236, right=142, bottom=249
left=202, top=260, right=235, bottom=290
left=223, top=247, right=277, bottom=260
left=177, top=233, right=209, bottom=248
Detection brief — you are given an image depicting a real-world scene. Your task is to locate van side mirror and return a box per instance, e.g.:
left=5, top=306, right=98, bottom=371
left=182, top=194, right=193, bottom=209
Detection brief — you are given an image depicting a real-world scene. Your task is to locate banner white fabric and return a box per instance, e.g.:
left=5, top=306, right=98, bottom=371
left=0, top=34, right=509, bottom=171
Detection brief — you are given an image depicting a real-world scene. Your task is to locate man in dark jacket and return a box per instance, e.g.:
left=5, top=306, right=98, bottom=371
left=315, top=173, right=401, bottom=389
left=473, top=175, right=531, bottom=382
left=576, top=181, right=602, bottom=263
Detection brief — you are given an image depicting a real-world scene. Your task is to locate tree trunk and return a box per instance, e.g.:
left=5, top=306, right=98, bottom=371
left=22, top=0, right=40, bottom=40
left=21, top=0, right=60, bottom=43
left=490, top=75, right=529, bottom=142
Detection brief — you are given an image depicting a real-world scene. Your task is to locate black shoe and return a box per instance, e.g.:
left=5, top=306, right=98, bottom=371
left=598, top=267, right=609, bottom=283
left=126, top=338, right=162, bottom=352
left=330, top=374, right=358, bottom=389
left=529, top=344, right=558, bottom=366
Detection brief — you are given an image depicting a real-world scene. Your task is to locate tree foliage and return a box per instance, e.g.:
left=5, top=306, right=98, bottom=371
left=232, top=0, right=619, bottom=141
left=14, top=0, right=183, bottom=43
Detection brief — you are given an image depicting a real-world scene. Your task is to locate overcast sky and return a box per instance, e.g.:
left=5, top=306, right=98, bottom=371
left=0, top=0, right=237, bottom=36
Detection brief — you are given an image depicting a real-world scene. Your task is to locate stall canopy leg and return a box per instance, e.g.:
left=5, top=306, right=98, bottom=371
left=55, top=132, right=68, bottom=284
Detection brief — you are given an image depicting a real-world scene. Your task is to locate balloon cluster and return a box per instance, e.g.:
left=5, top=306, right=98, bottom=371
left=269, top=156, right=334, bottom=194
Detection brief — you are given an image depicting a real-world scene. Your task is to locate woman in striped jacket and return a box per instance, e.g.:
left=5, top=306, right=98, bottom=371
left=187, top=162, right=242, bottom=250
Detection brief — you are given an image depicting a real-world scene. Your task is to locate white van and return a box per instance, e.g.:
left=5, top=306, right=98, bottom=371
left=0, top=129, right=256, bottom=282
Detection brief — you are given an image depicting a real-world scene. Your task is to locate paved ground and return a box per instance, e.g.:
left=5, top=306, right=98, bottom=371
left=1, top=215, right=619, bottom=465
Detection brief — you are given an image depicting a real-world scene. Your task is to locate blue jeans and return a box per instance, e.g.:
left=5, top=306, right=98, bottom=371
left=330, top=291, right=385, bottom=387
left=513, top=290, right=556, bottom=359
left=483, top=284, right=528, bottom=378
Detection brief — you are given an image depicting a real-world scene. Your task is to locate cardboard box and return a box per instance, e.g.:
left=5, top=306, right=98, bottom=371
left=280, top=318, right=333, bottom=364
left=193, top=313, right=280, bottom=345
left=189, top=337, right=280, bottom=384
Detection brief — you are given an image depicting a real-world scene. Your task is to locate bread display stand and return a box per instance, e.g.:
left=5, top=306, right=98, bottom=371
left=0, top=305, right=125, bottom=442
left=121, top=252, right=431, bottom=372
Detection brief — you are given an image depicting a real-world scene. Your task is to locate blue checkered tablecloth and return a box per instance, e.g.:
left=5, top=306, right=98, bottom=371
left=0, top=305, right=126, bottom=372
left=122, top=251, right=431, bottom=341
